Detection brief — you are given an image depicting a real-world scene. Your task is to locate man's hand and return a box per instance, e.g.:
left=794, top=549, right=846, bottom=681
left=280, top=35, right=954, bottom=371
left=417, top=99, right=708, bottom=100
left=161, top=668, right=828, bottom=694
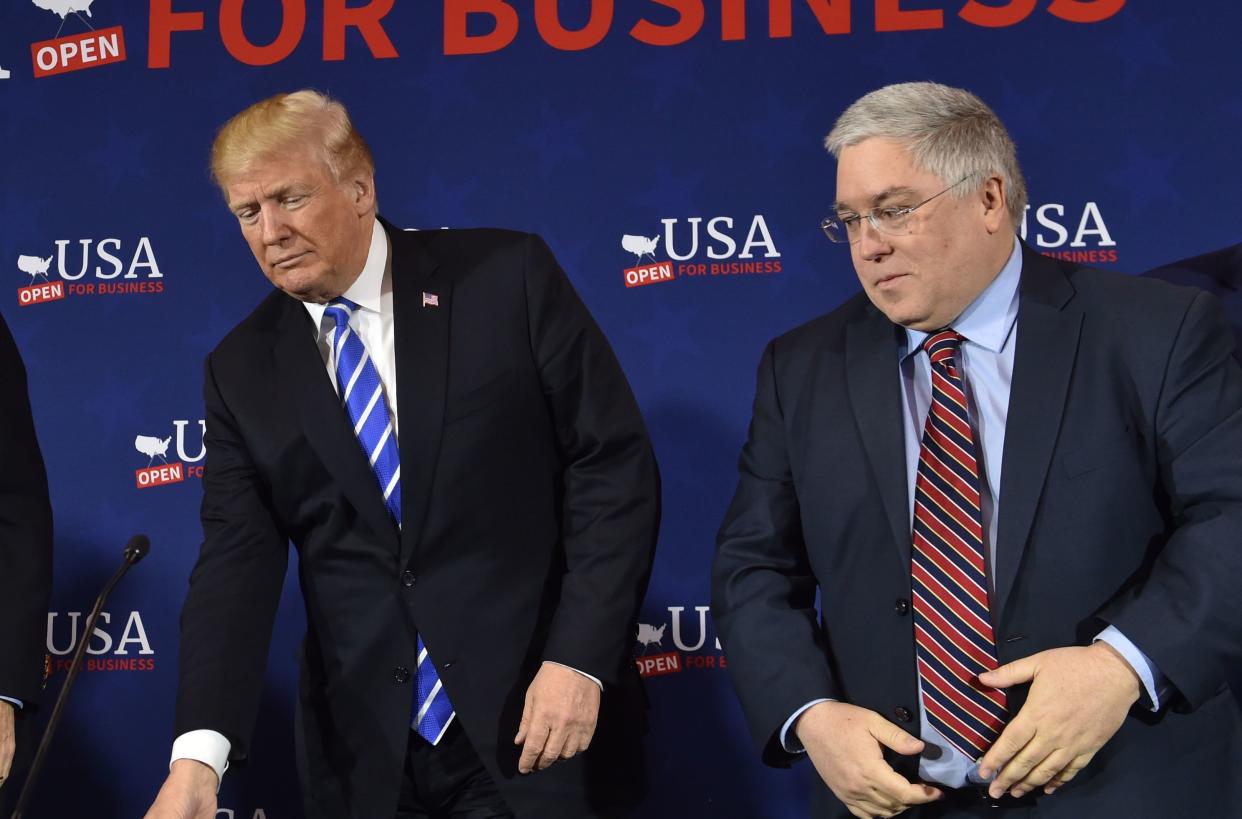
left=0, top=701, right=14, bottom=787
left=513, top=662, right=600, bottom=774
left=977, top=643, right=1141, bottom=799
left=795, top=701, right=942, bottom=819
left=143, top=759, right=219, bottom=819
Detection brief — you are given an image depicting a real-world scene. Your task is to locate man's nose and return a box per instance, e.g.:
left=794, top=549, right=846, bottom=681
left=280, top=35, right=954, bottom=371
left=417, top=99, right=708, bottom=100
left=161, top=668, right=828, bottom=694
left=259, top=208, right=291, bottom=245
left=856, top=216, right=892, bottom=261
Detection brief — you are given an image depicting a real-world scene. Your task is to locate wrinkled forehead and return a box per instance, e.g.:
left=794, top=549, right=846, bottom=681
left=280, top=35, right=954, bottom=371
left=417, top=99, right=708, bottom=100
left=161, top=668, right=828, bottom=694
left=833, top=137, right=944, bottom=210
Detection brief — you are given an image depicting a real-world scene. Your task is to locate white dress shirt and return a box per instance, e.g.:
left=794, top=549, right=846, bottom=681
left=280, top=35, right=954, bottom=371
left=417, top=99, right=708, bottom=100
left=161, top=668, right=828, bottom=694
left=171, top=219, right=599, bottom=784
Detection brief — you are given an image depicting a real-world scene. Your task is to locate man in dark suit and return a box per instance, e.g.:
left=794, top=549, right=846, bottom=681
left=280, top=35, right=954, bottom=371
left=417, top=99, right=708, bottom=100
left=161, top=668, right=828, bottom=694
left=144, top=90, right=659, bottom=819
left=712, top=82, right=1242, bottom=818
left=1144, top=243, right=1242, bottom=357
left=0, top=311, right=53, bottom=809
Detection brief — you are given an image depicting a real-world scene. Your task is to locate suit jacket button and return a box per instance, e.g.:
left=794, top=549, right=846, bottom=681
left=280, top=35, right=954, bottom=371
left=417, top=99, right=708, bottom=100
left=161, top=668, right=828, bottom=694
left=394, top=666, right=411, bottom=684
left=894, top=706, right=913, bottom=723
left=894, top=598, right=910, bottom=616
left=402, top=571, right=416, bottom=588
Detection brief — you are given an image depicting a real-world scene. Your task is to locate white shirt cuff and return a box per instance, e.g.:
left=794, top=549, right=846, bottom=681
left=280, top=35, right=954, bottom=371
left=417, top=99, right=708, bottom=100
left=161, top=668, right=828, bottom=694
left=781, top=698, right=833, bottom=753
left=171, top=729, right=231, bottom=790
left=0, top=696, right=24, bottom=710
left=1095, top=625, right=1167, bottom=711
left=543, top=661, right=603, bottom=691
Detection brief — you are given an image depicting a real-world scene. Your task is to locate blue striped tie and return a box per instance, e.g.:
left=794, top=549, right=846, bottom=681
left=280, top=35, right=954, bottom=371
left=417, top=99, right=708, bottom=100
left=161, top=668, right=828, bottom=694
left=325, top=298, right=455, bottom=745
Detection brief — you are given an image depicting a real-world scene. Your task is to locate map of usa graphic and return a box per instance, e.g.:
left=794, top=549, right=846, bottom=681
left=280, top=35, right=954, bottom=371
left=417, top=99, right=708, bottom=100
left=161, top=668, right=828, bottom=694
left=32, top=0, right=96, bottom=19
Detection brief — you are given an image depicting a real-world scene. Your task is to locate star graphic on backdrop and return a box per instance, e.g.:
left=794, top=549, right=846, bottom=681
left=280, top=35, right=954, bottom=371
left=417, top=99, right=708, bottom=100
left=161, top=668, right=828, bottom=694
left=1106, top=143, right=1182, bottom=218
left=86, top=121, right=153, bottom=194
left=620, top=296, right=704, bottom=373
left=518, top=103, right=590, bottom=177
left=625, top=163, right=709, bottom=216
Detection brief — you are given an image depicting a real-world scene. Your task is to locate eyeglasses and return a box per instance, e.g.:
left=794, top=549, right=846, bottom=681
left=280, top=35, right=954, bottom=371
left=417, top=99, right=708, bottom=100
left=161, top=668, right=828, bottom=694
left=820, top=174, right=975, bottom=244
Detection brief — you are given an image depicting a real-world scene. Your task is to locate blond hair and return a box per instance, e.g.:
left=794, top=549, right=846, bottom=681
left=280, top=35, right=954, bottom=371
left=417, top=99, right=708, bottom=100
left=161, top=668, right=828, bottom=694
left=825, top=82, right=1027, bottom=223
left=210, top=89, right=374, bottom=191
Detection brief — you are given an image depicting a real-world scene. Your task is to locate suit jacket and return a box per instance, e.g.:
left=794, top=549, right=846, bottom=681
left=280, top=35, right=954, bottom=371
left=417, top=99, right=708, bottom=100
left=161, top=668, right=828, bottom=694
left=712, top=244, right=1242, bottom=818
left=1144, top=242, right=1242, bottom=359
left=0, top=310, right=53, bottom=706
left=174, top=223, right=660, bottom=818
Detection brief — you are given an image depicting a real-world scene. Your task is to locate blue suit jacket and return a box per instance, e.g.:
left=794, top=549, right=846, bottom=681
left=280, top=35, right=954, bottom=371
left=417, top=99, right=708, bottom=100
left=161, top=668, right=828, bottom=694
left=713, top=244, right=1242, bottom=817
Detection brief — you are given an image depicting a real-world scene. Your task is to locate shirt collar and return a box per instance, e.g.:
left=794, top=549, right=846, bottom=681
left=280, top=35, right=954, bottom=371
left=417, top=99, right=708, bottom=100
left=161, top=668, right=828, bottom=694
left=902, top=235, right=1022, bottom=359
left=303, top=218, right=388, bottom=334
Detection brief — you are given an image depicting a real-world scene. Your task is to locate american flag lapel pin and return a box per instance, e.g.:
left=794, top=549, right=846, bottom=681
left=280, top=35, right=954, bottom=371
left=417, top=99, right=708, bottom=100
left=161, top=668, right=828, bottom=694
left=422, top=291, right=440, bottom=308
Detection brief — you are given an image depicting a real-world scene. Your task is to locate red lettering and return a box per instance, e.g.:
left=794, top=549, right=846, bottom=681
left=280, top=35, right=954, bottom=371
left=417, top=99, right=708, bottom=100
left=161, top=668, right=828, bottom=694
left=535, top=0, right=613, bottom=50
left=444, top=0, right=519, bottom=55
left=770, top=0, right=850, bottom=39
left=876, top=0, right=943, bottom=31
left=148, top=0, right=205, bottom=69
left=959, top=0, right=1036, bottom=27
left=722, top=0, right=745, bottom=39
left=219, top=0, right=306, bottom=66
left=324, top=0, right=398, bottom=61
left=631, top=0, right=704, bottom=47
left=1048, top=0, right=1126, bottom=23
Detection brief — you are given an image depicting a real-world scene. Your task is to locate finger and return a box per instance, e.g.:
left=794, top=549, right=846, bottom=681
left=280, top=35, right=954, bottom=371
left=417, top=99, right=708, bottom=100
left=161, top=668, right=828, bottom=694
left=1007, top=749, right=1070, bottom=796
left=517, top=721, right=551, bottom=774
left=990, top=734, right=1047, bottom=798
left=868, top=717, right=925, bottom=757
left=978, top=656, right=1036, bottom=689
left=978, top=717, right=1037, bottom=780
left=538, top=724, right=568, bottom=770
left=1044, top=752, right=1093, bottom=794
left=513, top=696, right=533, bottom=745
left=872, top=767, right=943, bottom=806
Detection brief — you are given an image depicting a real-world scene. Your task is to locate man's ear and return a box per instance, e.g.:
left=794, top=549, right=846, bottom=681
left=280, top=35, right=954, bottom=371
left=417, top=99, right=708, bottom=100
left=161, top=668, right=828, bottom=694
left=980, top=175, right=1009, bottom=234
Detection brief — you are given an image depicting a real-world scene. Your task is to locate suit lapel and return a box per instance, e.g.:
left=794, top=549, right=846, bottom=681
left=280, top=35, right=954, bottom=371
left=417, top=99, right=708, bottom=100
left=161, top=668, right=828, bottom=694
left=846, top=311, right=912, bottom=569
left=386, top=222, right=450, bottom=570
left=274, top=299, right=400, bottom=552
left=993, top=246, right=1081, bottom=616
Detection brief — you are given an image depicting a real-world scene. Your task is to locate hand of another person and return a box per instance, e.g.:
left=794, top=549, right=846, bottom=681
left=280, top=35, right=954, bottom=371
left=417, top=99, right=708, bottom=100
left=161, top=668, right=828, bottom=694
left=977, top=642, right=1141, bottom=798
left=0, top=700, right=14, bottom=786
left=796, top=701, right=943, bottom=819
left=143, top=759, right=219, bottom=819
left=514, top=662, right=600, bottom=774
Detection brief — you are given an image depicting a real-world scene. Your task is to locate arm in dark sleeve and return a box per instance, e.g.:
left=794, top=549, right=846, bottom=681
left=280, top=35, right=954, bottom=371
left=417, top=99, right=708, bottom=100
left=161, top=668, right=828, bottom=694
left=173, top=354, right=288, bottom=763
left=0, top=311, right=53, bottom=706
left=1101, top=291, right=1242, bottom=708
left=711, top=340, right=839, bottom=766
left=521, top=234, right=660, bottom=688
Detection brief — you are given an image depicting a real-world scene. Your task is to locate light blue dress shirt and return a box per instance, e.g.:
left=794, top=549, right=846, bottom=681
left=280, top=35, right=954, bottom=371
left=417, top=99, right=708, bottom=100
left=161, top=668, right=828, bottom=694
left=782, top=238, right=1166, bottom=787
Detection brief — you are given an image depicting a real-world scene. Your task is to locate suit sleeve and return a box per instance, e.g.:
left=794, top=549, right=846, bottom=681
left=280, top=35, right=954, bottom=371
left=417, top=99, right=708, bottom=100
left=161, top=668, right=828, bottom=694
left=521, top=234, right=660, bottom=688
left=0, top=312, right=52, bottom=706
left=711, top=340, right=840, bottom=766
left=173, top=353, right=288, bottom=762
left=1100, top=290, right=1242, bottom=709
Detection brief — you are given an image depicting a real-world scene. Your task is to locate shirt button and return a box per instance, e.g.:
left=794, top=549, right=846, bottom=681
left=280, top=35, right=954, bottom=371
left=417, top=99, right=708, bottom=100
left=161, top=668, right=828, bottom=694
left=402, top=571, right=416, bottom=588
left=894, top=706, right=913, bottom=723
left=393, top=666, right=410, bottom=684
left=894, top=598, right=910, bottom=616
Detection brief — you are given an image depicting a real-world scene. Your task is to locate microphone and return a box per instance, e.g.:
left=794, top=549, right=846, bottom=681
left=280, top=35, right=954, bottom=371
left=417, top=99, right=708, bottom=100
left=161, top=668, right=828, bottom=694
left=9, top=535, right=151, bottom=819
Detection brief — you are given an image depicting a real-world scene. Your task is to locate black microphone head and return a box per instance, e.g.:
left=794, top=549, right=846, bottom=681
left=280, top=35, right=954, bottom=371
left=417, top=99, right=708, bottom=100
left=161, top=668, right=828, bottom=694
left=124, top=534, right=151, bottom=564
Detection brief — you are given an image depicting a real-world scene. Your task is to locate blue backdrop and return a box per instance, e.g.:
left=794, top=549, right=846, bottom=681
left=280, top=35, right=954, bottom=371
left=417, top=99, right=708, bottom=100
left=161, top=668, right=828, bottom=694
left=2, top=2, right=1240, bottom=816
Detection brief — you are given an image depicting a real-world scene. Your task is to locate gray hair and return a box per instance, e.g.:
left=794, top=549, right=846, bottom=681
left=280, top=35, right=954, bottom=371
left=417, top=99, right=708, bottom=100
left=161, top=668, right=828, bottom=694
left=825, top=82, right=1027, bottom=223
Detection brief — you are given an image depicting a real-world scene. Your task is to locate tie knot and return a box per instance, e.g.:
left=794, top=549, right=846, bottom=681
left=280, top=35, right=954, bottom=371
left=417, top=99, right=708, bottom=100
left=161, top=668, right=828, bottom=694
left=325, top=297, right=358, bottom=328
left=924, top=329, right=964, bottom=367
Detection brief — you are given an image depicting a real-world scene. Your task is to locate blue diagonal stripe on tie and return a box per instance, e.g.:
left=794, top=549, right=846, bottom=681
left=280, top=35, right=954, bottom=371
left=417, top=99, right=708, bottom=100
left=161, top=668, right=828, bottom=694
left=325, top=297, right=453, bottom=745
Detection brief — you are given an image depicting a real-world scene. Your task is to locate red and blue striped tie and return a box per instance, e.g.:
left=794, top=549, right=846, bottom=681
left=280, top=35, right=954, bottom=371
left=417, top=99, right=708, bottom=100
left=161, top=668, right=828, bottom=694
left=911, top=330, right=1007, bottom=761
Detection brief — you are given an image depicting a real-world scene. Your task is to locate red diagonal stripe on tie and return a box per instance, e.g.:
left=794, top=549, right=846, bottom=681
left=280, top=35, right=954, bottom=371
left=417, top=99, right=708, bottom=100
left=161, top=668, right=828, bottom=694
left=914, top=622, right=1007, bottom=711
left=912, top=531, right=989, bottom=610
left=917, top=479, right=984, bottom=542
left=931, top=397, right=974, bottom=442
left=923, top=693, right=994, bottom=759
left=917, top=657, right=1007, bottom=733
left=912, top=570, right=997, bottom=664
left=920, top=447, right=981, bottom=511
left=914, top=501, right=986, bottom=574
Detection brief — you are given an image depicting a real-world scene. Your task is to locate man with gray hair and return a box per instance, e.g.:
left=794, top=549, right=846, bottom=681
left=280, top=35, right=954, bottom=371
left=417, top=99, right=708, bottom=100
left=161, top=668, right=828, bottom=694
left=713, top=82, right=1242, bottom=817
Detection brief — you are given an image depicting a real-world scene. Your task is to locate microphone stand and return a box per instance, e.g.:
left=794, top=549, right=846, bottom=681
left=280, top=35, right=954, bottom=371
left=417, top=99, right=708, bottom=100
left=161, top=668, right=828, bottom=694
left=9, top=535, right=151, bottom=819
